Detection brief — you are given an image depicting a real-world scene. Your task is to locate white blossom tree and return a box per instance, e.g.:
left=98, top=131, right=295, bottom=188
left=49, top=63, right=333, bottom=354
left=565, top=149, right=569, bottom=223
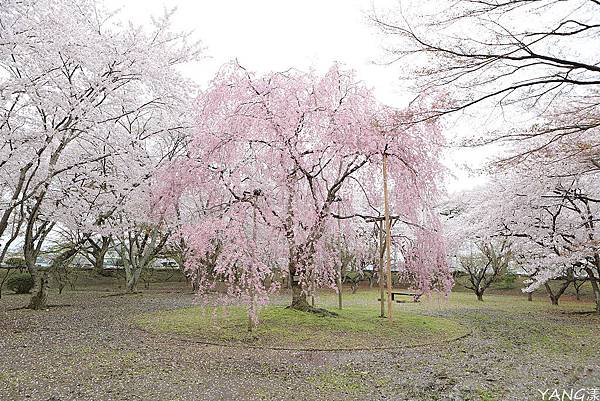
left=0, top=0, right=200, bottom=308
left=451, top=154, right=600, bottom=311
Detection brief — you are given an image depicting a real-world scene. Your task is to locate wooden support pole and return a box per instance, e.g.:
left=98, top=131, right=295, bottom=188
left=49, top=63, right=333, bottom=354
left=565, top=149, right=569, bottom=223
left=383, top=152, right=393, bottom=322
left=378, top=221, right=385, bottom=318
left=337, top=204, right=343, bottom=310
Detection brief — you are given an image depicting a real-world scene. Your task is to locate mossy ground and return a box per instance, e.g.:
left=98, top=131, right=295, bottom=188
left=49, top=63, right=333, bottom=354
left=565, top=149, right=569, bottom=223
left=136, top=288, right=599, bottom=354
left=136, top=298, right=468, bottom=349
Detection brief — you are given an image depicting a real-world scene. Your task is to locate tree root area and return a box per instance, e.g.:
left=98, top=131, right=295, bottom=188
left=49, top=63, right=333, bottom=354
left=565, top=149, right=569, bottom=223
left=286, top=304, right=339, bottom=317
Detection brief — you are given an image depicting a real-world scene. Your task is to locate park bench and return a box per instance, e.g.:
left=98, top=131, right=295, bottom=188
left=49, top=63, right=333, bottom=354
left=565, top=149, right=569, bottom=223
left=379, top=291, right=421, bottom=303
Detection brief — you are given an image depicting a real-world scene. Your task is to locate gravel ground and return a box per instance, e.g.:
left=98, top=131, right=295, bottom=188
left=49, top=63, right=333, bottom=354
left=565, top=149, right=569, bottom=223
left=0, top=289, right=598, bottom=401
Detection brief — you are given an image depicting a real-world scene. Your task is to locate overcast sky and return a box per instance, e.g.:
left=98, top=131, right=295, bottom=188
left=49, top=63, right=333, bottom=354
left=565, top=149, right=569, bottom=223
left=105, top=0, right=489, bottom=192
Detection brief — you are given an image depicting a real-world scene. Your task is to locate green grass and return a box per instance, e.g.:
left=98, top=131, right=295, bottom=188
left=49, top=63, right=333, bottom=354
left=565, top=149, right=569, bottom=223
left=308, top=368, right=367, bottom=395
left=400, top=291, right=600, bottom=357
left=477, top=389, right=500, bottom=401
left=136, top=288, right=599, bottom=352
left=136, top=297, right=468, bottom=350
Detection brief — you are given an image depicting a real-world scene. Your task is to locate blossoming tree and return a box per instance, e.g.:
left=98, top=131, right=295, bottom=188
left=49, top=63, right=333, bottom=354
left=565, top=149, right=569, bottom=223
left=157, top=62, right=452, bottom=323
left=0, top=0, right=200, bottom=308
left=451, top=152, right=600, bottom=312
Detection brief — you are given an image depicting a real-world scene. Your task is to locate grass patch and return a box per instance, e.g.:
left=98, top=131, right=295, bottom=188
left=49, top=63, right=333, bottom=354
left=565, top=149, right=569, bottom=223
left=136, top=302, right=468, bottom=350
left=137, top=289, right=598, bottom=354
left=308, top=368, right=366, bottom=395
left=402, top=291, right=600, bottom=356
left=477, top=389, right=500, bottom=401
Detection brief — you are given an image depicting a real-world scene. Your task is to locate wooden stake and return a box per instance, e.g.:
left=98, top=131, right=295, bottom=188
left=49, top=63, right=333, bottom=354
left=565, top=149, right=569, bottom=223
left=337, top=203, right=343, bottom=310
left=383, top=152, right=393, bottom=322
left=378, top=221, right=385, bottom=318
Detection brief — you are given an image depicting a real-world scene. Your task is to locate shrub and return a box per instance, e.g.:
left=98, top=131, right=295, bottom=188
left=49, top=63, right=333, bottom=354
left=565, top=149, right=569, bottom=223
left=344, top=271, right=363, bottom=293
left=6, top=273, right=34, bottom=294
left=5, top=257, right=26, bottom=268
left=497, top=273, right=518, bottom=290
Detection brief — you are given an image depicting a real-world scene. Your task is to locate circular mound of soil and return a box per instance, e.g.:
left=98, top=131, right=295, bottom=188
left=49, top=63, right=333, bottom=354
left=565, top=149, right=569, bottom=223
left=136, top=304, right=470, bottom=351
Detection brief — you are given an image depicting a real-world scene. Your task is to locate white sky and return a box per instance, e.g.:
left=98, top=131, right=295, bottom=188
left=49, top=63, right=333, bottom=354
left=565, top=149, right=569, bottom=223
left=105, top=0, right=489, bottom=193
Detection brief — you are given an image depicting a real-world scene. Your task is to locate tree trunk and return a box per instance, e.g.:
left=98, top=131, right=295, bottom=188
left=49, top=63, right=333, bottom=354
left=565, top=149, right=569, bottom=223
left=248, top=293, right=257, bottom=332
left=544, top=283, right=559, bottom=305
left=527, top=292, right=533, bottom=302
left=93, top=253, right=107, bottom=276
left=288, top=253, right=311, bottom=311
left=192, top=269, right=201, bottom=292
left=290, top=279, right=311, bottom=310
left=27, top=271, right=49, bottom=310
left=544, top=280, right=570, bottom=306
left=476, top=292, right=483, bottom=301
left=91, top=237, right=111, bottom=276
left=0, top=267, right=13, bottom=299
left=125, top=266, right=142, bottom=293
left=591, top=278, right=600, bottom=314
left=544, top=282, right=560, bottom=305
left=585, top=267, right=600, bottom=314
